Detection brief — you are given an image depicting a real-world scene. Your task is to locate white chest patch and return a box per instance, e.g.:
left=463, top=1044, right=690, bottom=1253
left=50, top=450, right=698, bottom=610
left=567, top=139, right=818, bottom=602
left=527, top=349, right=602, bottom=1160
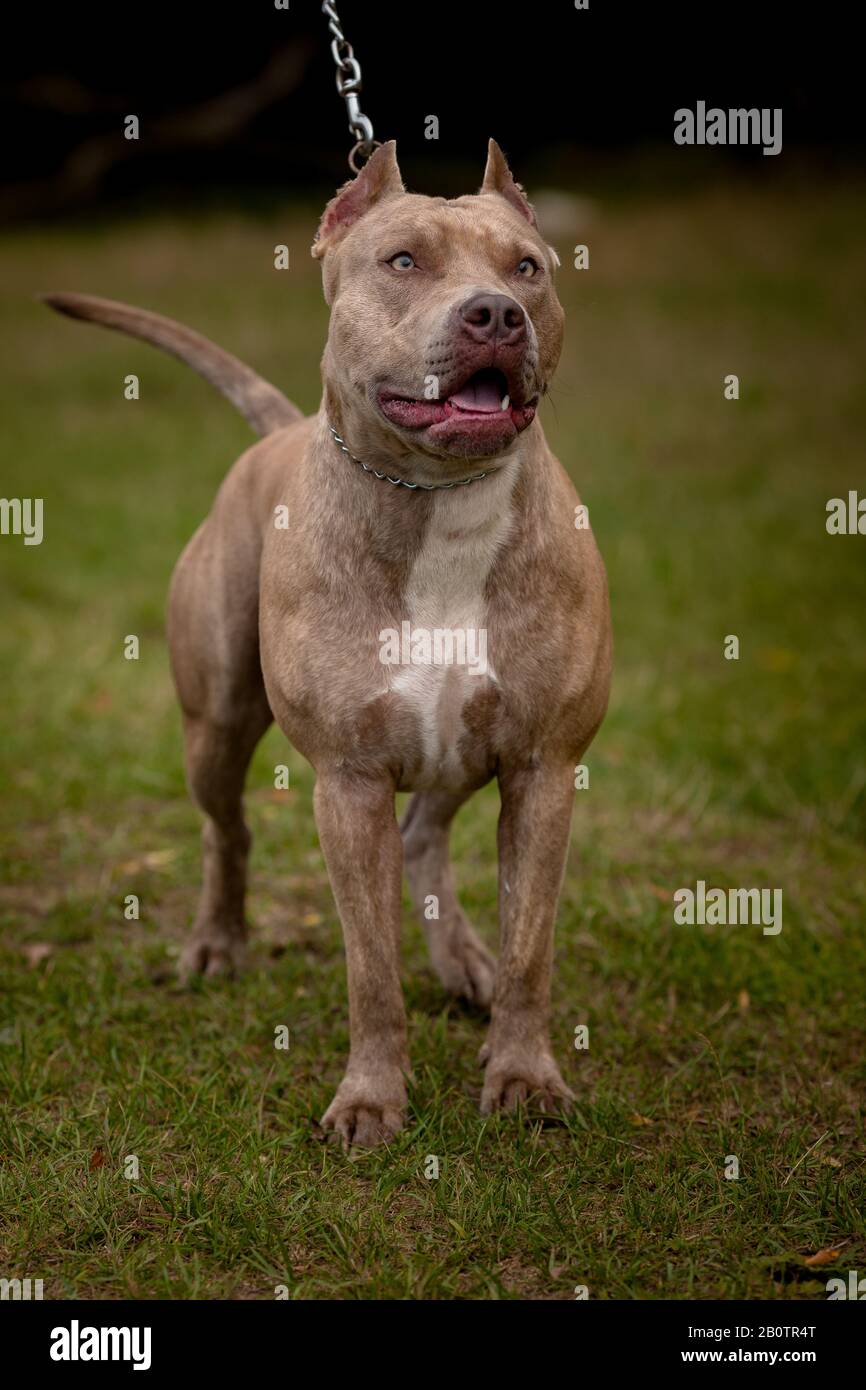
left=387, top=455, right=518, bottom=787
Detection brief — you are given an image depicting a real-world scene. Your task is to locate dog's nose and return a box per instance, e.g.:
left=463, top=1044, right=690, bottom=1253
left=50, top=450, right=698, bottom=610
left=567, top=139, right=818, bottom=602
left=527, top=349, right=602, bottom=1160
left=459, top=292, right=526, bottom=346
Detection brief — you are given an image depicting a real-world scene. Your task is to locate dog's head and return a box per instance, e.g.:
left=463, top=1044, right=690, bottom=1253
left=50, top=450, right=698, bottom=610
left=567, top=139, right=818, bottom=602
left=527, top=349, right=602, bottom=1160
left=312, top=140, right=564, bottom=476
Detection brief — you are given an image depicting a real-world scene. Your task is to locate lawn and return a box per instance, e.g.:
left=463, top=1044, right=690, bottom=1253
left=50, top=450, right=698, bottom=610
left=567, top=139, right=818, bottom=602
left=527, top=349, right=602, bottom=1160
left=1, top=177, right=865, bottom=1299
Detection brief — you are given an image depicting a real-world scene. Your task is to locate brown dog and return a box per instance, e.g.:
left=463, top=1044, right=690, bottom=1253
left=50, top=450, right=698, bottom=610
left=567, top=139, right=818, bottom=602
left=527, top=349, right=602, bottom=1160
left=44, top=141, right=612, bottom=1149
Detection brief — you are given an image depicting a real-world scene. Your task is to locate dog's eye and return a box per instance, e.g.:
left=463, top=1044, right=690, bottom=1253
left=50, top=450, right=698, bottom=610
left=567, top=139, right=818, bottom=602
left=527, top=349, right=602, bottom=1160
left=388, top=252, right=416, bottom=271
left=517, top=257, right=539, bottom=278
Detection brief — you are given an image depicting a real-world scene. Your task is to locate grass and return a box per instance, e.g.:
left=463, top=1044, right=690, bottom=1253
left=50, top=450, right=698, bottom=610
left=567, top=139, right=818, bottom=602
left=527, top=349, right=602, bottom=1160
left=1, top=177, right=865, bottom=1299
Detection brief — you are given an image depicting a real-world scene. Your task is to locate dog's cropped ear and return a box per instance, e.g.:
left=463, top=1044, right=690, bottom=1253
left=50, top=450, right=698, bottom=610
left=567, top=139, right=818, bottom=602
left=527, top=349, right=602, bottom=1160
left=480, top=138, right=537, bottom=228
left=312, top=141, right=405, bottom=259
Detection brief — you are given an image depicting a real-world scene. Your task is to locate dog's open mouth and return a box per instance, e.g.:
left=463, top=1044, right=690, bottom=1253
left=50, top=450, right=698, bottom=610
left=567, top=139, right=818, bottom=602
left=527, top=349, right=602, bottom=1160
left=377, top=368, right=538, bottom=439
left=447, top=366, right=512, bottom=415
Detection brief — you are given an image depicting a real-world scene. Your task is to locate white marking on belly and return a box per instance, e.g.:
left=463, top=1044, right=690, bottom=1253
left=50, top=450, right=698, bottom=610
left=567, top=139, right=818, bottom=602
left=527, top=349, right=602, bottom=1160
left=389, top=453, right=519, bottom=785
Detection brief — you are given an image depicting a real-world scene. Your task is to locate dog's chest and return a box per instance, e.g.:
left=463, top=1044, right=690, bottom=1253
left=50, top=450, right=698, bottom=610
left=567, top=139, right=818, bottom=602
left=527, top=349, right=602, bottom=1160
left=386, top=463, right=516, bottom=790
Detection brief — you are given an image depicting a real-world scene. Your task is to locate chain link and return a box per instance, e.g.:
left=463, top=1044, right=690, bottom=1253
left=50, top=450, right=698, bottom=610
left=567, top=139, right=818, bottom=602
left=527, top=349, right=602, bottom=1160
left=321, top=1, right=381, bottom=171
left=329, top=428, right=489, bottom=491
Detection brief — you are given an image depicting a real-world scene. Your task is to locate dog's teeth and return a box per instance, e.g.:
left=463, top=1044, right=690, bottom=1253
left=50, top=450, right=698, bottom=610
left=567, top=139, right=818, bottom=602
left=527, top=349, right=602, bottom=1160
left=501, top=395, right=510, bottom=411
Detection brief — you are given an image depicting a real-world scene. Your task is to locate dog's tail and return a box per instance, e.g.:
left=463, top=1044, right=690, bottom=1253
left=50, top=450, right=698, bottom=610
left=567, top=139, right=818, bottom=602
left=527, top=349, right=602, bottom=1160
left=39, top=291, right=302, bottom=436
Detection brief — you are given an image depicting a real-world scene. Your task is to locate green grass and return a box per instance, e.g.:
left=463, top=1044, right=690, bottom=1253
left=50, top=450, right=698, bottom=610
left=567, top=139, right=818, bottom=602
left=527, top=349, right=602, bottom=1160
left=1, top=180, right=865, bottom=1299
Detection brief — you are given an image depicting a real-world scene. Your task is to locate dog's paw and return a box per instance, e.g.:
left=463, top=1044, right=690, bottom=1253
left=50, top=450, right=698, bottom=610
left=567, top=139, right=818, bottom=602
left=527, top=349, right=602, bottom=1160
left=479, top=1049, right=574, bottom=1118
left=430, top=921, right=496, bottom=1008
left=320, top=1070, right=407, bottom=1151
left=178, top=933, right=246, bottom=982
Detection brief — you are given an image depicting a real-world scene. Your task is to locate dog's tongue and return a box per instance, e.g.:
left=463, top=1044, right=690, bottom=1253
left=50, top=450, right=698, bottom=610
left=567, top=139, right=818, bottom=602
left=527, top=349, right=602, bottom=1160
left=449, top=370, right=505, bottom=413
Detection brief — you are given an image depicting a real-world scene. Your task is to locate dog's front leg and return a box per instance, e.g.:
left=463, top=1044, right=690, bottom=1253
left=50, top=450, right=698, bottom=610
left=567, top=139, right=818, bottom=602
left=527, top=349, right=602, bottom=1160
left=480, top=762, right=576, bottom=1117
left=313, top=771, right=409, bottom=1149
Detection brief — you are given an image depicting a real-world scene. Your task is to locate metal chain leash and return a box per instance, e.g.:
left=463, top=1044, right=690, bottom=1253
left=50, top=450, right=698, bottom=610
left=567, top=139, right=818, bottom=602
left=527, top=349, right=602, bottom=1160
left=321, top=1, right=381, bottom=172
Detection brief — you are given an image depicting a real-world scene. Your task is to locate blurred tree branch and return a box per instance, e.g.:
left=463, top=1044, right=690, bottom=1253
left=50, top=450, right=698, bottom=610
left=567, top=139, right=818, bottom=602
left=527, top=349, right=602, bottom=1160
left=1, top=40, right=315, bottom=221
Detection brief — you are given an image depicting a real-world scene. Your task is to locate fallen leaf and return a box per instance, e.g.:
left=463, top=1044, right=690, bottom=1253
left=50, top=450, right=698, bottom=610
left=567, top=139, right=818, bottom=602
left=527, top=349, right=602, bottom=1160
left=86, top=688, right=113, bottom=713
left=574, top=931, right=599, bottom=949
left=300, top=912, right=322, bottom=927
left=22, top=942, right=52, bottom=968
left=119, top=848, right=179, bottom=874
left=738, top=989, right=751, bottom=1012
left=803, top=1244, right=846, bottom=1267
left=630, top=1113, right=654, bottom=1127
left=89, top=1148, right=105, bottom=1171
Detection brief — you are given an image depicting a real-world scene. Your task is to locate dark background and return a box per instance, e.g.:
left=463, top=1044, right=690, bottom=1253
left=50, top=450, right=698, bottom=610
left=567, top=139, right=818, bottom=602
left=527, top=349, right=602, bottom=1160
left=3, top=0, right=866, bottom=1306
left=1, top=0, right=860, bottom=220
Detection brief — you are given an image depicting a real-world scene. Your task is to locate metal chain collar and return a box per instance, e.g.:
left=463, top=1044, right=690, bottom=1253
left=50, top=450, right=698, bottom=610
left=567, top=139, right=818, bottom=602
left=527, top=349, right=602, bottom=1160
left=321, top=1, right=382, bottom=172
left=329, top=427, right=489, bottom=491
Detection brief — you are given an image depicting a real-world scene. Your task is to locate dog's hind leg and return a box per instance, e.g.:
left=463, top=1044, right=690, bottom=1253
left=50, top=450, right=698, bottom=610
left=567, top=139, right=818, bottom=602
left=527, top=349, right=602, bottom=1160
left=168, top=511, right=273, bottom=980
left=401, top=790, right=496, bottom=1008
left=177, top=704, right=271, bottom=978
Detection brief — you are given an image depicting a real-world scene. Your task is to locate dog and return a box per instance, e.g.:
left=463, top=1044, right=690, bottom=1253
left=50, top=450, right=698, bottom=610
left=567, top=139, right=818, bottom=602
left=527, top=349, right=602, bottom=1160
left=43, top=140, right=612, bottom=1149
